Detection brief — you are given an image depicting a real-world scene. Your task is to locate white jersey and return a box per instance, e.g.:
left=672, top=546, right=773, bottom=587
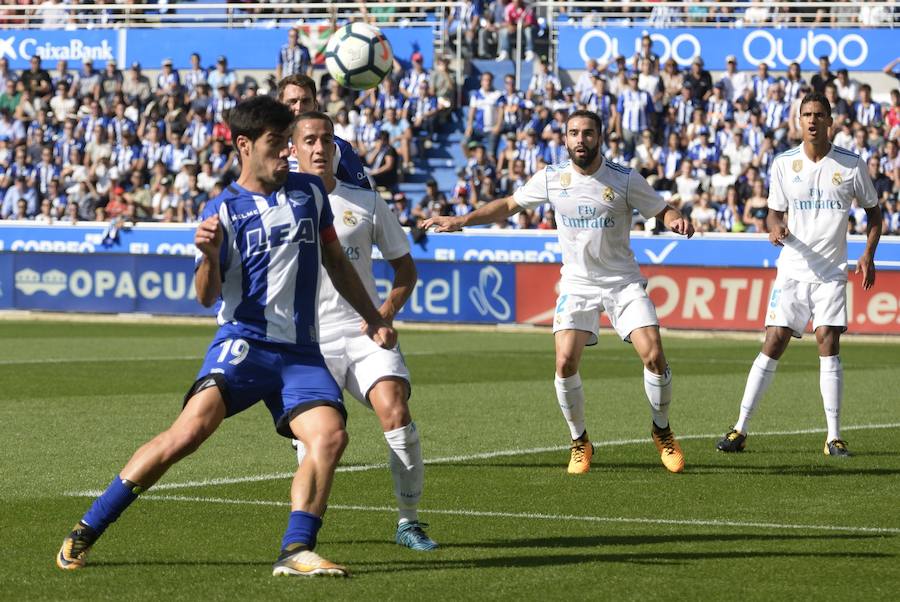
left=318, top=180, right=411, bottom=335
left=768, top=144, right=877, bottom=283
left=514, top=158, right=666, bottom=290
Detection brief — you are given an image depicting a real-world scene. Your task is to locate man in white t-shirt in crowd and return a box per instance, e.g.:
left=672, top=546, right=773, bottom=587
left=293, top=111, right=437, bottom=551
left=424, top=110, right=694, bottom=475
left=717, top=93, right=881, bottom=457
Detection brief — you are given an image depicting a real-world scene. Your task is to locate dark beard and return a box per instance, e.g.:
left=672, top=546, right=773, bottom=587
left=570, top=143, right=599, bottom=168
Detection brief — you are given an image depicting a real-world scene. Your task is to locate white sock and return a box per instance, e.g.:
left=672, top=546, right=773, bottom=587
left=643, top=366, right=672, bottom=429
left=820, top=355, right=843, bottom=441
left=555, top=373, right=586, bottom=440
left=734, top=353, right=779, bottom=434
left=384, top=422, right=423, bottom=524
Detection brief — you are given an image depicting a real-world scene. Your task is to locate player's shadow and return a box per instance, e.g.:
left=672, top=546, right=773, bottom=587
left=459, top=460, right=900, bottom=477
left=351, top=549, right=892, bottom=573
left=93, top=560, right=273, bottom=568
left=345, top=532, right=889, bottom=550
left=428, top=532, right=890, bottom=550
left=678, top=463, right=900, bottom=477
left=454, top=458, right=900, bottom=478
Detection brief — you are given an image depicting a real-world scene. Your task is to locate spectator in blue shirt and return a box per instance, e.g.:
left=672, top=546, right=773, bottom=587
left=2, top=176, right=37, bottom=218
left=207, top=56, right=237, bottom=97
left=276, top=29, right=311, bottom=81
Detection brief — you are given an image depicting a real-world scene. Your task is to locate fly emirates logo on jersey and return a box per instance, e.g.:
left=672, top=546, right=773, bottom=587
left=792, top=188, right=844, bottom=212
left=559, top=204, right=616, bottom=229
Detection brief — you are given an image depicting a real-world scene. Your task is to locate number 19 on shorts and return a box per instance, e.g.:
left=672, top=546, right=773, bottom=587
left=216, top=338, right=249, bottom=365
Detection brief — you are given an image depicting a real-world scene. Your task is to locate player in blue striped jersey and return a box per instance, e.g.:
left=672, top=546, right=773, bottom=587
left=276, top=74, right=372, bottom=189
left=57, top=96, right=395, bottom=578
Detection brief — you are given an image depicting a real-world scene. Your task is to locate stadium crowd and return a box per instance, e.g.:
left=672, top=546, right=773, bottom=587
left=0, top=15, right=898, bottom=237
left=454, top=44, right=900, bottom=235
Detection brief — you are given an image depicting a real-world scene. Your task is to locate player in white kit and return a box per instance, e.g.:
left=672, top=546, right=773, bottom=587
left=293, top=111, right=437, bottom=550
left=425, top=110, right=695, bottom=474
left=716, top=93, right=882, bottom=457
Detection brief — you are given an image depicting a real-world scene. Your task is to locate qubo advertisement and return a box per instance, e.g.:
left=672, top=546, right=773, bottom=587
left=1, top=252, right=215, bottom=316
left=515, top=264, right=900, bottom=335
left=373, top=260, right=516, bottom=324
left=556, top=26, right=894, bottom=71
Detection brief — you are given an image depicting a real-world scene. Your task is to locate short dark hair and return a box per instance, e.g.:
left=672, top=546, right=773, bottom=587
left=228, top=96, right=294, bottom=149
left=565, top=109, right=604, bottom=136
left=276, top=74, right=316, bottom=101
left=799, top=92, right=832, bottom=115
left=295, top=110, right=334, bottom=132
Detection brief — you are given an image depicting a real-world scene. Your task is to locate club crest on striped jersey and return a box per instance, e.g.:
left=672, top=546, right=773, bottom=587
left=603, top=187, right=614, bottom=203
left=286, top=190, right=308, bottom=207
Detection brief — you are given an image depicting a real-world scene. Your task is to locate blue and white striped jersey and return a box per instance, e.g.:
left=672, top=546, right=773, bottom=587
left=618, top=89, right=652, bottom=132
left=752, top=75, right=775, bottom=101
left=287, top=136, right=372, bottom=189
left=278, top=43, right=311, bottom=77
left=198, top=173, right=338, bottom=347
left=853, top=101, right=882, bottom=127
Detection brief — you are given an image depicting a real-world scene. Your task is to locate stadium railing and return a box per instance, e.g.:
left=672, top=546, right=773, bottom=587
left=4, top=2, right=895, bottom=30
left=0, top=1, right=450, bottom=28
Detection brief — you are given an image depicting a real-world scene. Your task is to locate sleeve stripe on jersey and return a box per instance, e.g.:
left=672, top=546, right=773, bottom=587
left=774, top=147, right=801, bottom=160
left=310, top=181, right=325, bottom=218
left=607, top=161, right=631, bottom=175
left=832, top=146, right=860, bottom=159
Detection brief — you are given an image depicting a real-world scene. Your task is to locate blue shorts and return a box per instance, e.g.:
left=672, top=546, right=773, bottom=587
left=185, top=329, right=345, bottom=439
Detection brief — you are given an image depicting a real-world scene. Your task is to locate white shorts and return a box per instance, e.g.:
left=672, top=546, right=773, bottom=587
left=553, top=281, right=659, bottom=344
left=319, top=331, right=410, bottom=409
left=764, top=276, right=847, bottom=338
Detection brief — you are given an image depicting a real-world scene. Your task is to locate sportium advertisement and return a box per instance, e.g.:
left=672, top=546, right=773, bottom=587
left=515, top=265, right=900, bottom=336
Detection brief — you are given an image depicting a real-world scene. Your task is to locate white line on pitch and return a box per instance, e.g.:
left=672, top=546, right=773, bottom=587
left=0, top=356, right=200, bottom=365
left=64, top=422, right=900, bottom=496
left=101, top=493, right=900, bottom=535
left=0, top=353, right=889, bottom=368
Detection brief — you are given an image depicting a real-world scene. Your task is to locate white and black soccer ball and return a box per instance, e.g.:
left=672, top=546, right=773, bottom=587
left=324, top=22, right=394, bottom=90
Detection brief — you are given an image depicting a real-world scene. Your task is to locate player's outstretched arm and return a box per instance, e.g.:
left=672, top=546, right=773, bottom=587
left=857, top=206, right=883, bottom=290
left=194, top=215, right=222, bottom=307
left=766, top=210, right=789, bottom=246
left=422, top=196, right=521, bottom=232
left=657, top=205, right=695, bottom=238
left=321, top=238, right=397, bottom=349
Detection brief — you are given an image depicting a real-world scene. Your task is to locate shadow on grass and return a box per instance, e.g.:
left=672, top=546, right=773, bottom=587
left=423, top=532, right=892, bottom=549
left=348, top=549, right=893, bottom=573
left=343, top=532, right=892, bottom=549
left=92, top=560, right=273, bottom=568
left=448, top=460, right=900, bottom=477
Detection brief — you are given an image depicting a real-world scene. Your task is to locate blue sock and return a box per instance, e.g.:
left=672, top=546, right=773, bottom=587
left=81, top=476, right=142, bottom=536
left=281, top=511, right=322, bottom=551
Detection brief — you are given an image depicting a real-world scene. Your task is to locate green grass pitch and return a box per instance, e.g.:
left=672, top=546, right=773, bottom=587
left=1, top=320, right=898, bottom=600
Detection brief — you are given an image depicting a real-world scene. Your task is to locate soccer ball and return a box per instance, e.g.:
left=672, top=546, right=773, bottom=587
left=324, top=22, right=394, bottom=90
